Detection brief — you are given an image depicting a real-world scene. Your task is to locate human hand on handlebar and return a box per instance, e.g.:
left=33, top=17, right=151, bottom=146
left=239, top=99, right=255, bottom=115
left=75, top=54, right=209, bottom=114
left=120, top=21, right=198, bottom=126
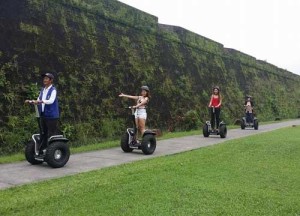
left=119, top=93, right=124, bottom=97
left=25, top=100, right=42, bottom=104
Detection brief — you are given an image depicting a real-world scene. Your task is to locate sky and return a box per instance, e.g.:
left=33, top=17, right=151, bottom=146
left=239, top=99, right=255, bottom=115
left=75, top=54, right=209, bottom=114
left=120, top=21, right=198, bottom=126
left=118, top=0, right=300, bottom=75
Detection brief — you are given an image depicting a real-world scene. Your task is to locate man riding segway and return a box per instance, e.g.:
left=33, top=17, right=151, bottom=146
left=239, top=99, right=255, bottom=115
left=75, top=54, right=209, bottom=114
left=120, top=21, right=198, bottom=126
left=25, top=72, right=70, bottom=168
left=26, top=73, right=59, bottom=149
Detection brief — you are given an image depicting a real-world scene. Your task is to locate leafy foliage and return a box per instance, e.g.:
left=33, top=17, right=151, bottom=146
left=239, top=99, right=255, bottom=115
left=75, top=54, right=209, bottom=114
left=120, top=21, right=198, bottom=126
left=0, top=0, right=299, bottom=154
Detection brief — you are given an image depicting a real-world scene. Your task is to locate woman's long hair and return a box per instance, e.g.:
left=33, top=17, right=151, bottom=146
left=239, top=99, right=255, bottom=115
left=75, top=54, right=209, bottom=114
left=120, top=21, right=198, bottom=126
left=145, top=91, right=151, bottom=99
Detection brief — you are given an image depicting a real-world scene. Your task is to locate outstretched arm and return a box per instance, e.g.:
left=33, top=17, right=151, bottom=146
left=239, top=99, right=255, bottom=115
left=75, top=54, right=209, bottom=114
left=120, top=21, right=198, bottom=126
left=119, top=93, right=139, bottom=100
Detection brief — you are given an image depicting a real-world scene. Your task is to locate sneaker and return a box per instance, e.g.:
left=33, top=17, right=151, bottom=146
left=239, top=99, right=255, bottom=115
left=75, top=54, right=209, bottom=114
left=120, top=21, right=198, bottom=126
left=35, top=155, right=44, bottom=160
left=131, top=140, right=140, bottom=146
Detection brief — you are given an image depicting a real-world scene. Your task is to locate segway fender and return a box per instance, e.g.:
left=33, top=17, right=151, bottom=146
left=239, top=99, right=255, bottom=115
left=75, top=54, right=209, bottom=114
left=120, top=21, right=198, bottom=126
left=143, top=130, right=156, bottom=137
left=48, top=135, right=69, bottom=144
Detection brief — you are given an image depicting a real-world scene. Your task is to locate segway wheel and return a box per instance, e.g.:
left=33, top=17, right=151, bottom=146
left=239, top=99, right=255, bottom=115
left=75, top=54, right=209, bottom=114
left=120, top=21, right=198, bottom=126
left=120, top=133, right=133, bottom=152
left=45, top=142, right=70, bottom=168
left=25, top=141, right=43, bottom=165
left=254, top=120, right=259, bottom=130
left=203, top=124, right=210, bottom=137
left=241, top=119, right=245, bottom=130
left=219, top=125, right=227, bottom=138
left=141, top=134, right=156, bottom=155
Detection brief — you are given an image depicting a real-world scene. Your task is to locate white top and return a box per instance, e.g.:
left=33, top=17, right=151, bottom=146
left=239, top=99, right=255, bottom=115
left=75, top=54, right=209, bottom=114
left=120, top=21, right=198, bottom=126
left=37, top=85, right=57, bottom=112
left=136, top=96, right=148, bottom=109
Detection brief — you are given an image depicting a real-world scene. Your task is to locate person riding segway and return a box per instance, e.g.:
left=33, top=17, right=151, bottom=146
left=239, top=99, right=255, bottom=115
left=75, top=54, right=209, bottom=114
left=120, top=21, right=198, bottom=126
left=208, top=86, right=222, bottom=132
left=203, top=86, right=227, bottom=138
left=241, top=95, right=259, bottom=130
left=24, top=73, right=70, bottom=168
left=119, top=86, right=156, bottom=154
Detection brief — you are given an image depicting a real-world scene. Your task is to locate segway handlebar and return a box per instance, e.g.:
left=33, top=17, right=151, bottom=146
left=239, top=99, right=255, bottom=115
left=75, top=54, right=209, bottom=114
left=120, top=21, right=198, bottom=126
left=208, top=106, right=216, bottom=113
left=125, top=106, right=135, bottom=115
left=25, top=100, right=41, bottom=118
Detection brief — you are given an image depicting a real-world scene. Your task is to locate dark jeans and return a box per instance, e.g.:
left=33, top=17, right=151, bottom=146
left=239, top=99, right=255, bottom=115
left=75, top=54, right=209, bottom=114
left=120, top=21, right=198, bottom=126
left=40, top=117, right=58, bottom=149
left=210, top=107, right=220, bottom=129
left=246, top=112, right=254, bottom=123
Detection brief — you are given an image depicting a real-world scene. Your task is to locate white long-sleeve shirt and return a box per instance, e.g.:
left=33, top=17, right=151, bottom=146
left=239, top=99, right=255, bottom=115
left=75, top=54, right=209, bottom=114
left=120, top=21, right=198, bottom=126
left=37, top=85, right=57, bottom=112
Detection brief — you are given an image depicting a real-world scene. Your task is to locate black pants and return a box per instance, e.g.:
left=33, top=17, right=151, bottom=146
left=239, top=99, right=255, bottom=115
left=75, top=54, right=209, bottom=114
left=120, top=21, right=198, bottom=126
left=40, top=117, right=58, bottom=149
left=210, top=108, right=220, bottom=129
left=246, top=112, right=254, bottom=123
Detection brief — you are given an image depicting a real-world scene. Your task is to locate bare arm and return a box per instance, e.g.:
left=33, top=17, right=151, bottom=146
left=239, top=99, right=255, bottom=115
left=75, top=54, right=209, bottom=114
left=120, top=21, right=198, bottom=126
left=134, top=97, right=149, bottom=108
left=25, top=93, right=42, bottom=104
left=217, top=96, right=222, bottom=108
left=119, top=93, right=139, bottom=100
left=208, top=95, right=213, bottom=107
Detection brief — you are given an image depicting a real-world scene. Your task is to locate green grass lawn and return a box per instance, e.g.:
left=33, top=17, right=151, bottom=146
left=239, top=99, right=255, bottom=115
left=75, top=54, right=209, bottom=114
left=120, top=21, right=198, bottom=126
left=0, top=126, right=299, bottom=215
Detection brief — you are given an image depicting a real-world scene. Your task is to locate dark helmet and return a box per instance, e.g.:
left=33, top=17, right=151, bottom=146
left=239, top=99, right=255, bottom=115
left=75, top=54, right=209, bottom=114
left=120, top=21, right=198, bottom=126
left=246, top=95, right=252, bottom=99
left=42, top=73, right=54, bottom=80
left=141, top=86, right=150, bottom=92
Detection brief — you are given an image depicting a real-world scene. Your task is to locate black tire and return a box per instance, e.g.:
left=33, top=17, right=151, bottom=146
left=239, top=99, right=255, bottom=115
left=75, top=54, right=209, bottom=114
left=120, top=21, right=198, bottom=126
left=25, top=141, right=43, bottom=165
left=45, top=142, right=70, bottom=168
left=254, top=120, right=259, bottom=130
left=241, top=119, right=245, bottom=130
left=120, top=133, right=133, bottom=152
left=219, top=125, right=227, bottom=138
left=203, top=124, right=209, bottom=137
left=141, top=134, right=156, bottom=155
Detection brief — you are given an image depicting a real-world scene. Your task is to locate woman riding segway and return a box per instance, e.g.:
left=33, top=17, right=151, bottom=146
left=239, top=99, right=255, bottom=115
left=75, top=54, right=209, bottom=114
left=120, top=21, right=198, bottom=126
left=244, top=95, right=254, bottom=123
left=203, top=86, right=227, bottom=138
left=119, top=86, right=151, bottom=139
left=119, top=86, right=156, bottom=155
left=241, top=95, right=259, bottom=130
left=208, top=86, right=222, bottom=132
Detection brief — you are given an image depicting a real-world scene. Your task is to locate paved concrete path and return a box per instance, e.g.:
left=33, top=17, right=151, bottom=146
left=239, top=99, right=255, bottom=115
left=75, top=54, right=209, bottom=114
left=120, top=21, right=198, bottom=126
left=0, top=119, right=299, bottom=190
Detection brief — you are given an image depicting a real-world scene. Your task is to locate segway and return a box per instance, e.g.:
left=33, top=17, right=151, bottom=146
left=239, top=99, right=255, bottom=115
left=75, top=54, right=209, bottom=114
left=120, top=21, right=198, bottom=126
left=25, top=102, right=70, bottom=168
left=241, top=108, right=258, bottom=130
left=203, top=106, right=227, bottom=138
left=120, top=107, right=156, bottom=155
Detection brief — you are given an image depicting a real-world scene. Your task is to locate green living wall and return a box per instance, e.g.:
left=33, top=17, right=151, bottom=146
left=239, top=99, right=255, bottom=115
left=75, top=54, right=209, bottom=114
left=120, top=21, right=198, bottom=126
left=0, top=0, right=299, bottom=154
